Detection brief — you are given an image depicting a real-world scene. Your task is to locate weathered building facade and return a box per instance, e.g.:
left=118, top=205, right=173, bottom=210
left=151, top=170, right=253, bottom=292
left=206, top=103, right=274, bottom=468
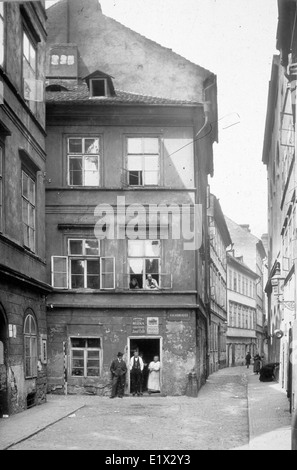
left=262, top=0, right=297, bottom=425
left=225, top=217, right=266, bottom=359
left=0, top=1, right=48, bottom=416
left=226, top=253, right=260, bottom=366
left=208, top=193, right=231, bottom=372
left=44, top=0, right=218, bottom=396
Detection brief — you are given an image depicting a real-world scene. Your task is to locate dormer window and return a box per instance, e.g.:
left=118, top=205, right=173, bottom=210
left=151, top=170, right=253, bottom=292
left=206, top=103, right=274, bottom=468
left=84, top=70, right=116, bottom=99
left=90, top=78, right=107, bottom=97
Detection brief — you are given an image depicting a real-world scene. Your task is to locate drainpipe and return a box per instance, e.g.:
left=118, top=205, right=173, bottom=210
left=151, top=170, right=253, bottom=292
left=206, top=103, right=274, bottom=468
left=194, top=100, right=212, bottom=381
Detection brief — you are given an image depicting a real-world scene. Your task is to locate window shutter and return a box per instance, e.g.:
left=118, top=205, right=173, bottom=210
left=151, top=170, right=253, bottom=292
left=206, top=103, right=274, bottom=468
left=51, top=256, right=68, bottom=289
left=100, top=257, right=115, bottom=289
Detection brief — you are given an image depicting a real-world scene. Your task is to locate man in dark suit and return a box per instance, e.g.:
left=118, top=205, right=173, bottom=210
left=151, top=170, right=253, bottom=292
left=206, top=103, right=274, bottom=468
left=110, top=352, right=127, bottom=398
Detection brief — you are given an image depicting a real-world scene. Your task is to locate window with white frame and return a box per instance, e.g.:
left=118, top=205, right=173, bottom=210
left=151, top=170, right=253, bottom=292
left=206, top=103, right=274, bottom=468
left=0, top=3, right=4, bottom=67
left=71, top=337, right=101, bottom=377
left=67, top=137, right=100, bottom=186
left=127, top=137, right=160, bottom=186
left=24, top=313, right=37, bottom=378
left=127, top=239, right=160, bottom=289
left=69, top=239, right=100, bottom=289
left=0, top=146, right=2, bottom=232
left=51, top=238, right=115, bottom=290
left=23, top=29, right=37, bottom=112
left=22, top=170, right=35, bottom=252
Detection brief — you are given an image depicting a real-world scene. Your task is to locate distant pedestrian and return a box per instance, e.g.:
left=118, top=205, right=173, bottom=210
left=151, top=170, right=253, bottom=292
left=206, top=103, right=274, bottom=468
left=130, top=350, right=144, bottom=396
left=148, top=355, right=161, bottom=394
left=253, top=353, right=261, bottom=374
left=110, top=352, right=127, bottom=398
left=245, top=352, right=251, bottom=369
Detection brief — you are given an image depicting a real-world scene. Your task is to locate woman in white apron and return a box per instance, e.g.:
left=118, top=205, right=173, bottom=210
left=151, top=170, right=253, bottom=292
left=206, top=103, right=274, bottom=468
left=147, top=355, right=161, bottom=394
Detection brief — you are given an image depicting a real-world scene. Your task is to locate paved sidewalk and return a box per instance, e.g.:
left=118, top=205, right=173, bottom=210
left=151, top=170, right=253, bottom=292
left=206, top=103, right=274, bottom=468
left=0, top=395, right=86, bottom=450
left=246, top=370, right=291, bottom=450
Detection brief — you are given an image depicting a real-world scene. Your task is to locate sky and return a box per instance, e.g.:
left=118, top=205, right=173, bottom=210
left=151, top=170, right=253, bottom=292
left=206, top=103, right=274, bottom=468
left=46, top=0, right=278, bottom=239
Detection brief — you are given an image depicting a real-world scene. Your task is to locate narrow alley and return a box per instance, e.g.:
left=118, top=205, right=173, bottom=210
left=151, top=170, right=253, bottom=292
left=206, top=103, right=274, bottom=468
left=0, top=367, right=291, bottom=451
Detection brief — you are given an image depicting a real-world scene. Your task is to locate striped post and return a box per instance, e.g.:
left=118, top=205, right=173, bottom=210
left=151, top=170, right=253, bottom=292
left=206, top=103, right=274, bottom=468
left=63, top=341, right=68, bottom=396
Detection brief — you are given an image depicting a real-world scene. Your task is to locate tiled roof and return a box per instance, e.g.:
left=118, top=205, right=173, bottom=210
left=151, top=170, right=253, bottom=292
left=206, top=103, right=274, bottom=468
left=45, top=82, right=201, bottom=106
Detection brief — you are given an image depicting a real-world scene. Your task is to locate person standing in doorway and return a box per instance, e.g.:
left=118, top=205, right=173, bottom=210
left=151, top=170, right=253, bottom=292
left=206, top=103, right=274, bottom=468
left=148, top=355, right=161, bottom=394
left=110, top=352, right=127, bottom=398
left=130, top=350, right=144, bottom=396
left=245, top=351, right=251, bottom=369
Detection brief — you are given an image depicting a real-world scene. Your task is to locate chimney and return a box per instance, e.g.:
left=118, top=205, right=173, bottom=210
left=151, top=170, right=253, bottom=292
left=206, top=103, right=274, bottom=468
left=47, top=44, right=78, bottom=80
left=240, top=224, right=251, bottom=232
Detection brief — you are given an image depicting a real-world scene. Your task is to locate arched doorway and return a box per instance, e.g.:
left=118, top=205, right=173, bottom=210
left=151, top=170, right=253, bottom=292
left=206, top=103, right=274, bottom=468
left=0, top=305, right=8, bottom=417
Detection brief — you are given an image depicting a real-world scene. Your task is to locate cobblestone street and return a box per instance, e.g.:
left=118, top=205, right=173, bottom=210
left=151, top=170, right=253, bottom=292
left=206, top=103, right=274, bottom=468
left=0, top=367, right=247, bottom=450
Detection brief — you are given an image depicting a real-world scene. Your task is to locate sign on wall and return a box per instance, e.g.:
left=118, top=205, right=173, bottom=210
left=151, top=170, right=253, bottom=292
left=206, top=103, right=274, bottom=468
left=147, top=317, right=159, bottom=335
left=167, top=312, right=190, bottom=321
left=132, top=317, right=146, bottom=334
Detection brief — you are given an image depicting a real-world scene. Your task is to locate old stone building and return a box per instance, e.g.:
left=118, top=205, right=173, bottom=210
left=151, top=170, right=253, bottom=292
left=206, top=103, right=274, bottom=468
left=44, top=0, right=218, bottom=396
left=208, top=193, right=231, bottom=372
left=262, top=0, right=297, bottom=419
left=0, top=1, right=48, bottom=416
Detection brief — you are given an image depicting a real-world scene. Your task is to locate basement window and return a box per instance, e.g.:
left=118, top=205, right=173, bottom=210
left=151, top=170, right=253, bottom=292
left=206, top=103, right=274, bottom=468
left=27, top=392, right=36, bottom=409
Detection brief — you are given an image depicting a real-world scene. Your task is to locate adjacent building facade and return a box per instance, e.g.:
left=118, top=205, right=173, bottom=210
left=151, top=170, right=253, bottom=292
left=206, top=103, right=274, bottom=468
left=226, top=253, right=260, bottom=366
left=44, top=0, right=218, bottom=396
left=0, top=1, right=49, bottom=417
left=262, top=0, right=297, bottom=423
left=225, top=217, right=266, bottom=360
left=208, top=193, right=231, bottom=372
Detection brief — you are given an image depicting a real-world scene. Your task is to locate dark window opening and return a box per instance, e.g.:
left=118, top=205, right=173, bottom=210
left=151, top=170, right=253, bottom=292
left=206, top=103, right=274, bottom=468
left=91, top=79, right=106, bottom=97
left=129, top=171, right=143, bottom=186
left=27, top=392, right=36, bottom=409
left=46, top=84, right=68, bottom=92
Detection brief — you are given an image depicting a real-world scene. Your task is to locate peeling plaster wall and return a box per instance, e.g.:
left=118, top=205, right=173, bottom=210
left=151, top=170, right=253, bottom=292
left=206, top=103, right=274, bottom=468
left=47, top=309, right=198, bottom=396
left=0, top=280, right=47, bottom=415
left=163, top=321, right=196, bottom=395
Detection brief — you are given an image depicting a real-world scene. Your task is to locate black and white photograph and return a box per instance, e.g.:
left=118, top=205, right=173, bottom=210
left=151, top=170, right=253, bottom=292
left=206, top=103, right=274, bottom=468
left=0, top=0, right=296, bottom=454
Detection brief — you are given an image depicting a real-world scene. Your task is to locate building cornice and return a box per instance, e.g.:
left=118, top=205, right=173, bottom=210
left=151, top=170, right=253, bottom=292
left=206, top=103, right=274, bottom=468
left=0, top=263, right=51, bottom=294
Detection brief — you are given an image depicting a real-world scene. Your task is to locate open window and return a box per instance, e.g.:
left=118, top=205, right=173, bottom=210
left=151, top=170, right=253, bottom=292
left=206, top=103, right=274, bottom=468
left=51, top=238, right=115, bottom=290
left=127, top=240, right=160, bottom=289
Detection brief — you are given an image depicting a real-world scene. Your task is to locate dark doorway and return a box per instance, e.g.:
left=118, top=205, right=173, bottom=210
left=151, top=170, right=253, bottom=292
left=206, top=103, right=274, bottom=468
left=0, top=306, right=8, bottom=418
left=129, top=338, right=160, bottom=393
